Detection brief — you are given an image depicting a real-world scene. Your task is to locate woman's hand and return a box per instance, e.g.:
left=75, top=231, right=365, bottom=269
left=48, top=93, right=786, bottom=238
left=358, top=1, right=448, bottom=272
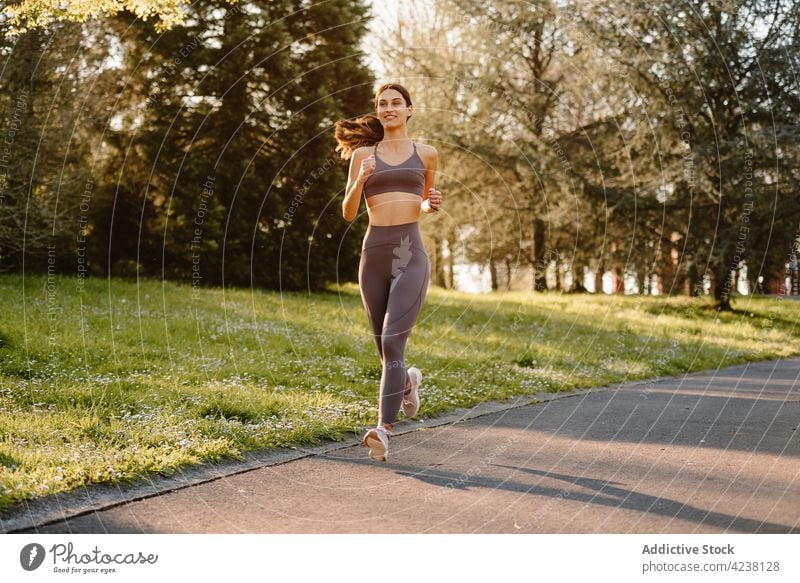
left=425, top=187, right=442, bottom=212
left=357, top=154, right=376, bottom=184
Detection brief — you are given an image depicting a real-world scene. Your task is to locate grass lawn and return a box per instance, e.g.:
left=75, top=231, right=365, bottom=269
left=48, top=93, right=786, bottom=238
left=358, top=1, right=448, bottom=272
left=1, top=273, right=798, bottom=511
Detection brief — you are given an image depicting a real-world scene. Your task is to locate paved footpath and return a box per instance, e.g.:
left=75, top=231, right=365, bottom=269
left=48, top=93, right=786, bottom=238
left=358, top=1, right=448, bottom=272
left=6, top=357, right=800, bottom=534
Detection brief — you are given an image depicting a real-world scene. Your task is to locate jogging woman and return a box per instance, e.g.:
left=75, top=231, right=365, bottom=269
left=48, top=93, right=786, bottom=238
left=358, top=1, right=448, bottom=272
left=334, top=83, right=442, bottom=462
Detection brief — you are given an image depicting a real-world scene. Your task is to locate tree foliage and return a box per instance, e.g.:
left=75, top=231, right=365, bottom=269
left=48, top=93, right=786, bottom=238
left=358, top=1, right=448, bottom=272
left=0, top=0, right=375, bottom=290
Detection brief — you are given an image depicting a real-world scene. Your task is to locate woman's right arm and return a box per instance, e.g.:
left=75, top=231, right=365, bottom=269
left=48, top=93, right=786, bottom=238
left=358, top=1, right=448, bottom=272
left=342, top=148, right=371, bottom=221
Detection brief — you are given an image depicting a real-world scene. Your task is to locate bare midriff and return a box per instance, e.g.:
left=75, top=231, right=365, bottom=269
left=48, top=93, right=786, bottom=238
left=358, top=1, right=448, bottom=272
left=365, top=191, right=422, bottom=226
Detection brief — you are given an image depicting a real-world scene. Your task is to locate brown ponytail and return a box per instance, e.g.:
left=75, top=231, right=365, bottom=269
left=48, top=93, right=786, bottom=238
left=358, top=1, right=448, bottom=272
left=333, top=83, right=414, bottom=160
left=333, top=114, right=383, bottom=160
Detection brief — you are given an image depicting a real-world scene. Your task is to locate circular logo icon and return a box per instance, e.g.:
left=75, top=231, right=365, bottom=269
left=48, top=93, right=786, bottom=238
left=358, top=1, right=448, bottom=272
left=20, top=543, right=46, bottom=571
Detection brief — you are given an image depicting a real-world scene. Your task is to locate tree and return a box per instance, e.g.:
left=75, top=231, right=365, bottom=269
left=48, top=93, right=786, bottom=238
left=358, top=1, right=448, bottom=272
left=2, top=0, right=376, bottom=291
left=577, top=0, right=800, bottom=309
left=4, top=0, right=206, bottom=34
left=0, top=21, right=95, bottom=274
left=106, top=0, right=374, bottom=289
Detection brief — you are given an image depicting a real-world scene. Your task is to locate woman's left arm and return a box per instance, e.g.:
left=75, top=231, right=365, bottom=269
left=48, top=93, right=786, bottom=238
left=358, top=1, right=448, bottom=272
left=420, top=145, right=442, bottom=213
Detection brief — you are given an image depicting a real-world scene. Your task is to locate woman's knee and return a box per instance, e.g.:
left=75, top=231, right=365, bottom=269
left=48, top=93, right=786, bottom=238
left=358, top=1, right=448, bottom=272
left=380, top=331, right=408, bottom=363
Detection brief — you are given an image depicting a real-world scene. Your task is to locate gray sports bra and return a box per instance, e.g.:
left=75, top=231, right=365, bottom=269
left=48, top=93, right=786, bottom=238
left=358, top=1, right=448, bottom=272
left=363, top=141, right=426, bottom=198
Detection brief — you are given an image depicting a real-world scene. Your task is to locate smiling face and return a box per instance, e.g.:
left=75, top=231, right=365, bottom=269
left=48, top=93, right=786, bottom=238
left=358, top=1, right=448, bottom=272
left=376, top=88, right=412, bottom=126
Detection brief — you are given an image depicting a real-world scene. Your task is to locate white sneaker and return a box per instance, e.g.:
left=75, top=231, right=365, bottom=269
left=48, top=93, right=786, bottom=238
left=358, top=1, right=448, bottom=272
left=402, top=367, right=422, bottom=417
left=363, top=426, right=391, bottom=462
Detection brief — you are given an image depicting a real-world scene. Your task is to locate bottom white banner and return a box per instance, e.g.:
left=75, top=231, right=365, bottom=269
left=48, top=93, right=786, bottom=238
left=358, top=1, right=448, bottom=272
left=1, top=534, right=797, bottom=582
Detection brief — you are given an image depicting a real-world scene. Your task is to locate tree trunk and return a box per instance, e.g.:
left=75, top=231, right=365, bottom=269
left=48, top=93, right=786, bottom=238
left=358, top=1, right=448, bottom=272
left=612, top=267, right=625, bottom=293
left=636, top=265, right=646, bottom=295
left=430, top=236, right=447, bottom=288
left=570, top=264, right=588, bottom=292
left=556, top=261, right=565, bottom=291
left=446, top=230, right=456, bottom=290
left=489, top=254, right=498, bottom=291
left=712, top=263, right=734, bottom=311
left=660, top=254, right=676, bottom=295
left=532, top=216, right=547, bottom=291
left=687, top=260, right=702, bottom=296
left=595, top=262, right=604, bottom=294
left=673, top=267, right=688, bottom=296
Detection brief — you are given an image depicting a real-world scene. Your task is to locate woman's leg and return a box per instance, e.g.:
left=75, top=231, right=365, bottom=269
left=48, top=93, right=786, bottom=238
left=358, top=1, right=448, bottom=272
left=378, top=240, right=430, bottom=426
left=359, top=251, right=400, bottom=433
left=359, top=258, right=410, bottom=430
left=358, top=252, right=390, bottom=361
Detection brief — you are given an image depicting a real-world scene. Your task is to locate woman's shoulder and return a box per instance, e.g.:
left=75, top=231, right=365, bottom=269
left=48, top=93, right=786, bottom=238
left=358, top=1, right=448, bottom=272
left=352, top=145, right=376, bottom=160
left=415, top=142, right=438, bottom=158
left=415, top=142, right=438, bottom=166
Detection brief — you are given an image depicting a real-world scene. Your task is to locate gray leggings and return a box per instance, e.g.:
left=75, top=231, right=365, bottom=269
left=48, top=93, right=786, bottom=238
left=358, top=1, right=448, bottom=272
left=359, top=221, right=431, bottom=425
